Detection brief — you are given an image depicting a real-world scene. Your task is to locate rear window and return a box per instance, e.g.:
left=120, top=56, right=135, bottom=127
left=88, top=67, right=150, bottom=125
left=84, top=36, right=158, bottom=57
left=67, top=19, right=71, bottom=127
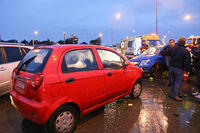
left=18, top=48, right=52, bottom=73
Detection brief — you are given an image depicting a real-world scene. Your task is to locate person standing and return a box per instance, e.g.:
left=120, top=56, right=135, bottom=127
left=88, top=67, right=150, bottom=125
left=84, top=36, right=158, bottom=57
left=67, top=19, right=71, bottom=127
left=187, top=41, right=200, bottom=98
left=160, top=39, right=176, bottom=86
left=160, top=37, right=191, bottom=101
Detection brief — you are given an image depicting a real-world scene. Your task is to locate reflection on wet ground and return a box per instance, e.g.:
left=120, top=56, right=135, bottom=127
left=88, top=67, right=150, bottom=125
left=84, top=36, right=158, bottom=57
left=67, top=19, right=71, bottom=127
left=0, top=78, right=200, bottom=133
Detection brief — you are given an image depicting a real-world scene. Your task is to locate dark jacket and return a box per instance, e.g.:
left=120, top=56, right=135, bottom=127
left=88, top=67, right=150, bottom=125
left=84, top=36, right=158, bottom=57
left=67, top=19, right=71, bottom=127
left=192, top=47, right=200, bottom=71
left=160, top=42, right=191, bottom=72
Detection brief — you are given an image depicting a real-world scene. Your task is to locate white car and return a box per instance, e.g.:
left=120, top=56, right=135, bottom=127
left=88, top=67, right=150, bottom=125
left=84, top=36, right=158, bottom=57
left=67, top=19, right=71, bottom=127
left=0, top=43, right=33, bottom=96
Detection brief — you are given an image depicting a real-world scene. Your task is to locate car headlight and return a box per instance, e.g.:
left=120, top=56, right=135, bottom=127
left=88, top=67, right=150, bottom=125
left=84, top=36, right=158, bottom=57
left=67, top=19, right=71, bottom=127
left=130, top=61, right=139, bottom=66
left=139, top=59, right=150, bottom=66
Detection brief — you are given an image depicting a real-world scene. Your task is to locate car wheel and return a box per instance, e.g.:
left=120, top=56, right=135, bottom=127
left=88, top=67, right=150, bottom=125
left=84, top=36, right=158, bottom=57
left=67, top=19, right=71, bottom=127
left=150, top=63, right=162, bottom=79
left=130, top=80, right=142, bottom=98
left=46, top=105, right=79, bottom=133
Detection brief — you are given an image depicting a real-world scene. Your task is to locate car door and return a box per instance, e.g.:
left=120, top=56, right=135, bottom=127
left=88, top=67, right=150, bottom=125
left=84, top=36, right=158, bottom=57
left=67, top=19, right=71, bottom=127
left=2, top=47, right=23, bottom=91
left=58, top=48, right=106, bottom=110
left=0, top=48, right=10, bottom=95
left=96, top=49, right=131, bottom=100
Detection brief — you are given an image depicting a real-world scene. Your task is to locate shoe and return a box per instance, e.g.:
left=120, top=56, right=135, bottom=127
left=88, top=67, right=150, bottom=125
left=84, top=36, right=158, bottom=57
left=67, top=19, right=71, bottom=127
left=192, top=92, right=199, bottom=96
left=195, top=94, right=200, bottom=99
left=173, top=96, right=183, bottom=101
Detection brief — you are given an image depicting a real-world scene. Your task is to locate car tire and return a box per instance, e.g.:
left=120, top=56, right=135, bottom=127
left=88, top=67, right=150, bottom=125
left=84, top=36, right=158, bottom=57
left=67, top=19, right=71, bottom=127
left=46, top=105, right=79, bottom=133
left=150, top=63, right=162, bottom=79
left=129, top=80, right=142, bottom=98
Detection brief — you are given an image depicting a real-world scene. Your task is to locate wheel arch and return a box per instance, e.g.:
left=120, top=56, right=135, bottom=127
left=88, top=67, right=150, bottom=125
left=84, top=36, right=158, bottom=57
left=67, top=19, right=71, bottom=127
left=44, top=98, right=82, bottom=124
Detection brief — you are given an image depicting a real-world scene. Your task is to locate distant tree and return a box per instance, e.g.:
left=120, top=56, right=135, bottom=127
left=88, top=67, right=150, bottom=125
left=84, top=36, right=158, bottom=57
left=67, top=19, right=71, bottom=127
left=66, top=34, right=78, bottom=44
left=42, top=38, right=51, bottom=45
left=81, top=42, right=87, bottom=44
left=57, top=40, right=65, bottom=44
left=7, top=39, right=18, bottom=43
left=29, top=40, right=34, bottom=46
left=90, top=37, right=101, bottom=45
left=21, top=39, right=28, bottom=45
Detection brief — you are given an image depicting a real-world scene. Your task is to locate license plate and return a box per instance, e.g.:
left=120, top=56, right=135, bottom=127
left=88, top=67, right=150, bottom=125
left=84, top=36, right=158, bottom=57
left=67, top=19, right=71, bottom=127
left=15, top=80, right=25, bottom=92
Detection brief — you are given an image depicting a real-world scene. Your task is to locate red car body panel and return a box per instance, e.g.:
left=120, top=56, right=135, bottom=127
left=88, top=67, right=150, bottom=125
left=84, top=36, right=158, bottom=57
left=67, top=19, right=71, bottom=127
left=10, top=45, right=142, bottom=125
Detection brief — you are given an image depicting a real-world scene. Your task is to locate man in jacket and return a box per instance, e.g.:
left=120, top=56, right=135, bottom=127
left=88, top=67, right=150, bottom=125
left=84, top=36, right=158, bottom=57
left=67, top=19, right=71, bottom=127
left=160, top=37, right=191, bottom=101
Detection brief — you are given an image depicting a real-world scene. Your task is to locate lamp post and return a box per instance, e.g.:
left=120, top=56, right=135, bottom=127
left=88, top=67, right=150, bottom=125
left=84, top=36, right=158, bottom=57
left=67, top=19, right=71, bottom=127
left=111, top=13, right=121, bottom=45
left=156, top=0, right=158, bottom=35
left=63, top=32, right=66, bottom=44
left=184, top=15, right=195, bottom=35
left=33, top=30, right=38, bottom=48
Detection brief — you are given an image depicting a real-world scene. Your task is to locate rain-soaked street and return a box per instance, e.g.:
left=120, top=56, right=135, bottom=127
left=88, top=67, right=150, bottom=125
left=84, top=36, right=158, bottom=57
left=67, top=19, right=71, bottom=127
left=1, top=77, right=200, bottom=133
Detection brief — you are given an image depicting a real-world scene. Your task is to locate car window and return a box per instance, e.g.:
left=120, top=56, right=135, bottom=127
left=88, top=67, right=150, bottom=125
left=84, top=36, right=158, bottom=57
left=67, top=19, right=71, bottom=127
left=20, top=47, right=30, bottom=57
left=24, top=48, right=31, bottom=53
left=97, top=49, right=124, bottom=69
left=4, top=47, right=23, bottom=63
left=128, top=41, right=133, bottom=48
left=0, top=51, right=3, bottom=64
left=62, top=49, right=97, bottom=73
left=18, top=48, right=52, bottom=73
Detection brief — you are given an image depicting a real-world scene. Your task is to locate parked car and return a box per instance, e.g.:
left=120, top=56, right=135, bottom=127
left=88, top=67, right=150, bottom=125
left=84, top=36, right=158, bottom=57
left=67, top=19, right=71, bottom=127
left=10, top=45, right=143, bottom=133
left=0, top=44, right=33, bottom=96
left=130, top=44, right=167, bottom=78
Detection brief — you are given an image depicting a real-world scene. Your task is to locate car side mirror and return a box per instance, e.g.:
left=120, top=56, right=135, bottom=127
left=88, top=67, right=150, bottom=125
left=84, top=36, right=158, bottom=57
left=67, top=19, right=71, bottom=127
left=123, top=61, right=129, bottom=69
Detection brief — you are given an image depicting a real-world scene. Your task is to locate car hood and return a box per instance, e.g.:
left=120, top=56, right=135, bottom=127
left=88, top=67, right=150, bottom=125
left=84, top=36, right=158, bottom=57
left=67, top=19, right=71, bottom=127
left=130, top=54, right=154, bottom=62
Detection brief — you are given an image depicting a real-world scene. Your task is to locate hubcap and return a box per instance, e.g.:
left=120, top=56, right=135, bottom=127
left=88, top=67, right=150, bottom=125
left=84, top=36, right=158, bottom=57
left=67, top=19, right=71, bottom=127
left=133, top=83, right=141, bottom=97
left=55, top=111, right=74, bottom=133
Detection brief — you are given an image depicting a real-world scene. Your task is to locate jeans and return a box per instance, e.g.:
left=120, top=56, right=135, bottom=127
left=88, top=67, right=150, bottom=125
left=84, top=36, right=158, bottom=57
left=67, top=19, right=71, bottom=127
left=169, top=67, right=184, bottom=98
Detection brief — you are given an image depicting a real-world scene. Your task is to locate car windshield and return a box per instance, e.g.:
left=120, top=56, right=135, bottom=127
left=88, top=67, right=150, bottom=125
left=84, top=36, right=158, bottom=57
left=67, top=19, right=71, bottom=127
left=18, top=48, right=52, bottom=73
left=141, top=45, right=163, bottom=55
left=147, top=40, right=163, bottom=47
left=142, top=47, right=156, bottom=55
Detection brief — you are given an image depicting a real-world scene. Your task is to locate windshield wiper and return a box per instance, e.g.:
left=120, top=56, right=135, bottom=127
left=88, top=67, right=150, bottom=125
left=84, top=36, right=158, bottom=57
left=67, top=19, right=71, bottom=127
left=16, top=55, right=37, bottom=75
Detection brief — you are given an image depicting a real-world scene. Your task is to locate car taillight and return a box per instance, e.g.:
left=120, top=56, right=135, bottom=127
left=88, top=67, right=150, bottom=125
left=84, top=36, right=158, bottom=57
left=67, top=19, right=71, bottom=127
left=11, top=68, right=18, bottom=89
left=31, top=72, right=43, bottom=90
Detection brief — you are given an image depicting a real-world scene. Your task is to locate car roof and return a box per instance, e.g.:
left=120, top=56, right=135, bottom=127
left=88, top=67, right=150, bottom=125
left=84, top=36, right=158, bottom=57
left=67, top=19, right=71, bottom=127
left=0, top=43, right=33, bottom=49
left=39, top=44, right=113, bottom=51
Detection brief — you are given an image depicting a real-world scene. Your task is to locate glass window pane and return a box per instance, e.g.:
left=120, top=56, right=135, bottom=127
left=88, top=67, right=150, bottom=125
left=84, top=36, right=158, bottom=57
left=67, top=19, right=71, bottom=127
left=97, top=49, right=124, bottom=69
left=0, top=51, right=3, bottom=64
left=18, top=49, right=52, bottom=73
left=4, top=47, right=23, bottom=63
left=62, top=49, right=97, bottom=73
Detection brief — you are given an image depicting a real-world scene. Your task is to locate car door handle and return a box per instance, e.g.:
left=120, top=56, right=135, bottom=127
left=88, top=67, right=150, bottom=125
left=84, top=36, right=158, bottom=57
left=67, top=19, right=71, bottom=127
left=107, top=72, right=112, bottom=76
left=0, top=67, right=6, bottom=71
left=66, top=78, right=75, bottom=83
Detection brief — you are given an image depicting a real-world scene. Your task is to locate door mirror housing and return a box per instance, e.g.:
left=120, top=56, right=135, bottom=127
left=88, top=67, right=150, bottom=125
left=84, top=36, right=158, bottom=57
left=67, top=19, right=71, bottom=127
left=123, top=61, right=130, bottom=69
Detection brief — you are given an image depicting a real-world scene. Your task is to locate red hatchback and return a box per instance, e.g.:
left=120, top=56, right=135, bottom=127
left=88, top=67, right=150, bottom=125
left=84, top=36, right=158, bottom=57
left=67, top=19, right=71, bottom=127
left=10, top=45, right=143, bottom=133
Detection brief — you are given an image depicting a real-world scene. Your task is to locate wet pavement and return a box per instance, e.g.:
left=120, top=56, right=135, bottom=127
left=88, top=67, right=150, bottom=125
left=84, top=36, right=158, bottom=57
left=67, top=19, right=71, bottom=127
left=1, top=77, right=200, bottom=133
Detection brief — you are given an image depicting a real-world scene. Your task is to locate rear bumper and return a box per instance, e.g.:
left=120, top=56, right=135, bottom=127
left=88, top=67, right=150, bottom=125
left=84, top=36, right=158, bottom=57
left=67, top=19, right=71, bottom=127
left=10, top=90, right=48, bottom=125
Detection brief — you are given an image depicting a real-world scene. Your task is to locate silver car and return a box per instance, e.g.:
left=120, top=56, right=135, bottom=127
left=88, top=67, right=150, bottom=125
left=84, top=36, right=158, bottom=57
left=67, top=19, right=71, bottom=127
left=0, top=43, right=33, bottom=96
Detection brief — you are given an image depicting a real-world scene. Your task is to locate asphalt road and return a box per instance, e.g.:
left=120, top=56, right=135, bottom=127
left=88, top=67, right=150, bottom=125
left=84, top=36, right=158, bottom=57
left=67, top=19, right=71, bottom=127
left=0, top=77, right=200, bottom=133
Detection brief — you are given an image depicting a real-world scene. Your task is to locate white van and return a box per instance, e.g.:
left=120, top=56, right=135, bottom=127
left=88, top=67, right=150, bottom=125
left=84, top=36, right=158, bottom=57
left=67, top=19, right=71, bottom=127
left=0, top=43, right=33, bottom=96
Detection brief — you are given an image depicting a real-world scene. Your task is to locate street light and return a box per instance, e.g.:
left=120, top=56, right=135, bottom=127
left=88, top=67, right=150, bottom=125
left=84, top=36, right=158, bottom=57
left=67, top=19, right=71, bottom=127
left=184, top=15, right=195, bottom=35
left=115, top=13, right=121, bottom=19
left=184, top=15, right=191, bottom=21
left=99, top=33, right=103, bottom=37
left=111, top=13, right=121, bottom=45
left=33, top=30, right=39, bottom=48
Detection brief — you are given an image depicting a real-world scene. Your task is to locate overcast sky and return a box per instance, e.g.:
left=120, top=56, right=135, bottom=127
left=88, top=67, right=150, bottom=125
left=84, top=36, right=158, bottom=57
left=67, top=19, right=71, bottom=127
left=0, top=0, right=200, bottom=45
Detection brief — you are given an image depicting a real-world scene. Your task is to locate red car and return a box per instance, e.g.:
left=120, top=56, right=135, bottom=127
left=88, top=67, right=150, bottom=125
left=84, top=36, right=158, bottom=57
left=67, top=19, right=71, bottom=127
left=10, top=45, right=143, bottom=133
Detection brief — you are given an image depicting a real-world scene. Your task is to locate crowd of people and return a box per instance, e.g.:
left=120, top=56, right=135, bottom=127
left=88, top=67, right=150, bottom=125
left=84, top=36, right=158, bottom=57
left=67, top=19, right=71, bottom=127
left=160, top=37, right=200, bottom=101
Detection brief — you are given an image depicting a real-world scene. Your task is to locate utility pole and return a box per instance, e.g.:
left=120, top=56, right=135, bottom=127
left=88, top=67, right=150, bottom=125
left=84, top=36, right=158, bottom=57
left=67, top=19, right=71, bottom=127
left=156, top=0, right=158, bottom=35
